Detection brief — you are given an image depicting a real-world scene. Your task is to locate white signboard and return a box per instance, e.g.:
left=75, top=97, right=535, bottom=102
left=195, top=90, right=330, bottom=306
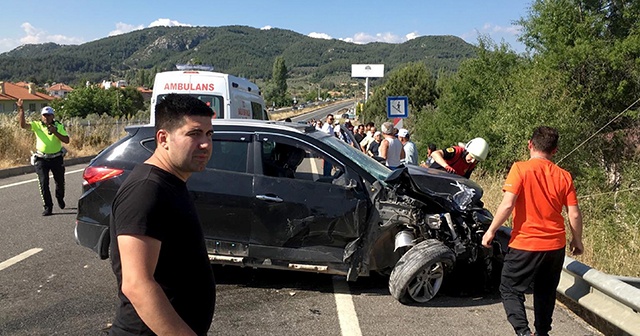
left=351, top=64, right=384, bottom=78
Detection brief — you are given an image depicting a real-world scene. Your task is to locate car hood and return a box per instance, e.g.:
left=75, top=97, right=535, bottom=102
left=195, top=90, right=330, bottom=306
left=385, top=165, right=484, bottom=211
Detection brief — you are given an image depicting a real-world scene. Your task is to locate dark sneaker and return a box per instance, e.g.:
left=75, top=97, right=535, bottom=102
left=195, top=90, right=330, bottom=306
left=42, top=206, right=53, bottom=216
left=57, top=198, right=66, bottom=210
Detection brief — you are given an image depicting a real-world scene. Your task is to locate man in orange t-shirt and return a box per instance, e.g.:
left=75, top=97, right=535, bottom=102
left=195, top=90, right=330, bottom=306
left=482, top=126, right=583, bottom=336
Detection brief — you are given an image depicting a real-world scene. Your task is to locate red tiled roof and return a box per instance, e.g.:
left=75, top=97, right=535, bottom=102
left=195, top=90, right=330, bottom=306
left=0, top=82, right=54, bottom=102
left=47, top=83, right=74, bottom=92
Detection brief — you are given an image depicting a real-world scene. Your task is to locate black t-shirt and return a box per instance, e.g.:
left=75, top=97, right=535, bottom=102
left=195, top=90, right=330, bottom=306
left=109, top=164, right=215, bottom=335
left=368, top=140, right=381, bottom=156
left=354, top=132, right=364, bottom=145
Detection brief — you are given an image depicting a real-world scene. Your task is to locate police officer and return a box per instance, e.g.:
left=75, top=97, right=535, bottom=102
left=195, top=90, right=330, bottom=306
left=17, top=99, right=70, bottom=216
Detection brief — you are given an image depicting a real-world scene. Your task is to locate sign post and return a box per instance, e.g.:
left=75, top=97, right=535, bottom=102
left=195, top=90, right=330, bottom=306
left=351, top=64, right=384, bottom=102
left=387, top=96, right=409, bottom=129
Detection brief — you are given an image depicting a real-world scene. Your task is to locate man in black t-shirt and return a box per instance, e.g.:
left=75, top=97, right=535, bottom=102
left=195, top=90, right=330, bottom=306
left=109, top=94, right=215, bottom=335
left=353, top=124, right=365, bottom=145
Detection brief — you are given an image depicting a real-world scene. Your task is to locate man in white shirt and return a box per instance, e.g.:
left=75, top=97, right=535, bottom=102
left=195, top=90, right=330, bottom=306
left=320, top=114, right=335, bottom=176
left=398, top=128, right=418, bottom=165
left=359, top=126, right=377, bottom=152
left=321, top=114, right=335, bottom=135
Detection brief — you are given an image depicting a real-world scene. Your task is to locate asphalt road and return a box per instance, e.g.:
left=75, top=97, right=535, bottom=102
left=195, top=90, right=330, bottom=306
left=0, top=156, right=601, bottom=334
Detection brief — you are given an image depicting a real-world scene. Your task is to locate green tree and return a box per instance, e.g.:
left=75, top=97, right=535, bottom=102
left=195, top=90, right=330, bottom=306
left=517, top=0, right=640, bottom=178
left=361, top=62, right=437, bottom=124
left=50, top=86, right=144, bottom=118
left=416, top=38, right=523, bottom=170
left=264, top=56, right=289, bottom=107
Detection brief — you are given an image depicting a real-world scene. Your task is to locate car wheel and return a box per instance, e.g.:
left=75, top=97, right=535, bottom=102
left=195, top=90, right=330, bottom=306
left=388, top=239, right=455, bottom=303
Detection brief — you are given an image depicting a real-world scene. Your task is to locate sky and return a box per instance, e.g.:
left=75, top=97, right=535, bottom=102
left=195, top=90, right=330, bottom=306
left=0, top=0, right=533, bottom=54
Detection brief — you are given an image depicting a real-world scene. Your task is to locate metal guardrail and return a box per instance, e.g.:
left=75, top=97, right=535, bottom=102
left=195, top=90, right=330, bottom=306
left=558, top=257, right=640, bottom=336
left=496, top=227, right=640, bottom=336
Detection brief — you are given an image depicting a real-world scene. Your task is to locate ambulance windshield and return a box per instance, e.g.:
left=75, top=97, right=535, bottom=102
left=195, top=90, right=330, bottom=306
left=157, top=94, right=224, bottom=119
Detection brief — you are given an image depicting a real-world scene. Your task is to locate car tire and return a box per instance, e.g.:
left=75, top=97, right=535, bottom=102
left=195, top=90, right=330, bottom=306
left=388, top=239, right=455, bottom=304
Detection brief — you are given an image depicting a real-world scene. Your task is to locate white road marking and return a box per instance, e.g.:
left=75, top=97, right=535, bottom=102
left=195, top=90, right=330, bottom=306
left=313, top=157, right=361, bottom=335
left=0, top=248, right=43, bottom=271
left=333, top=277, right=363, bottom=336
left=0, top=168, right=84, bottom=190
left=309, top=156, right=320, bottom=177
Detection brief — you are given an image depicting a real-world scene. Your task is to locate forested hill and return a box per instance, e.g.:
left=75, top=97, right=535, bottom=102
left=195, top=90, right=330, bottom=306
left=0, top=25, right=476, bottom=86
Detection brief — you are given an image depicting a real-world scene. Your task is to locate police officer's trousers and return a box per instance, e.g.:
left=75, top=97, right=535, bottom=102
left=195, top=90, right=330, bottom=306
left=34, top=156, right=65, bottom=209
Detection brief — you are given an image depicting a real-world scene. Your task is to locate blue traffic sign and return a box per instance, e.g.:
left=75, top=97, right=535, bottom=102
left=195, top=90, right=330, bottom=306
left=387, top=96, right=408, bottom=118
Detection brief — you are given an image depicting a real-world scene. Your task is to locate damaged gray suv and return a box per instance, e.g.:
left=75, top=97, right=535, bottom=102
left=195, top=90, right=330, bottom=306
left=75, top=120, right=503, bottom=303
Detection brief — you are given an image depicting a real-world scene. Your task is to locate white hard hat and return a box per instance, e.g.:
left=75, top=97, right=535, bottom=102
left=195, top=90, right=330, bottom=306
left=465, top=137, right=489, bottom=161
left=41, top=106, right=54, bottom=115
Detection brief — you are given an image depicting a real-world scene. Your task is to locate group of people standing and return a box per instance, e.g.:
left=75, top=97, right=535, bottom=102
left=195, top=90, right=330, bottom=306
left=348, top=116, right=488, bottom=178
left=351, top=120, right=417, bottom=169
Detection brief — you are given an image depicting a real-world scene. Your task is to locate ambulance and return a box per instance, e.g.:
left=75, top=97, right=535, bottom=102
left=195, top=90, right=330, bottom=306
left=150, top=65, right=268, bottom=124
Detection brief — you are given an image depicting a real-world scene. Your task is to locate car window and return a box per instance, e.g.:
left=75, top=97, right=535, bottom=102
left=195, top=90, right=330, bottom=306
left=310, top=131, right=391, bottom=182
left=206, top=133, right=251, bottom=173
left=260, top=136, right=343, bottom=182
left=251, top=101, right=267, bottom=120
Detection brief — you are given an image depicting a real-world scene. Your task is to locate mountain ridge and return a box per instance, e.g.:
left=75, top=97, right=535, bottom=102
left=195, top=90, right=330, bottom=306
left=0, top=25, right=477, bottom=86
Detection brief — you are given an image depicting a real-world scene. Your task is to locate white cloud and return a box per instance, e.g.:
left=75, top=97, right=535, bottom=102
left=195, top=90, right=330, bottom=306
left=261, top=25, right=273, bottom=30
left=0, top=38, right=16, bottom=53
left=149, top=18, right=192, bottom=28
left=462, top=23, right=522, bottom=40
left=308, top=32, right=333, bottom=40
left=19, top=22, right=84, bottom=46
left=0, top=18, right=193, bottom=53
left=405, top=32, right=420, bottom=41
left=340, top=31, right=414, bottom=44
left=109, top=22, right=145, bottom=37
left=482, top=23, right=522, bottom=35
left=108, top=18, right=192, bottom=37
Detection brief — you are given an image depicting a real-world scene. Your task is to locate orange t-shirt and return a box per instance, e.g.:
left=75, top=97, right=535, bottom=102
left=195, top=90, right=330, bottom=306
left=503, top=158, right=578, bottom=251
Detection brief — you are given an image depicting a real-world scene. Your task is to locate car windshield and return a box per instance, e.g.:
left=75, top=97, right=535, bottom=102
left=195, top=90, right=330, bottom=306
left=314, top=132, right=391, bottom=181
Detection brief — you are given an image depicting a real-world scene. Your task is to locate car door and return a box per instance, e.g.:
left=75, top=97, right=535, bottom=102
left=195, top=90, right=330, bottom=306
left=251, top=132, right=368, bottom=264
left=188, top=131, right=255, bottom=255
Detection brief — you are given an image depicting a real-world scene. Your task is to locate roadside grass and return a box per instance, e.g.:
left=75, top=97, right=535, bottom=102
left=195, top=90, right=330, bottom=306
left=2, top=111, right=638, bottom=278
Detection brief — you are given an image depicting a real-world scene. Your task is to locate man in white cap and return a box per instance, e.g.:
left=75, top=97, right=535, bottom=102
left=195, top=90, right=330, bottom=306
left=17, top=99, right=70, bottom=216
left=398, top=128, right=418, bottom=165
